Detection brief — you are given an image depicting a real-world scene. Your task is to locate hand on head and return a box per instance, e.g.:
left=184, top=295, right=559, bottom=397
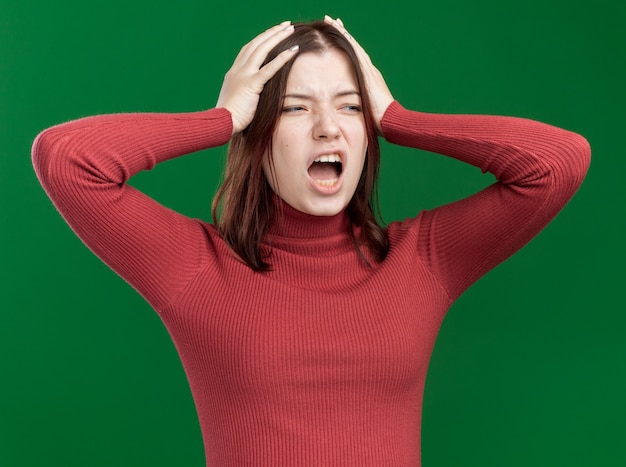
left=323, top=15, right=394, bottom=135
left=216, top=21, right=298, bottom=135
left=216, top=17, right=395, bottom=136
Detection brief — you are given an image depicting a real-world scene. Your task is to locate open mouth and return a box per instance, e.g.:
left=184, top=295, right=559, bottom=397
left=307, top=154, right=343, bottom=187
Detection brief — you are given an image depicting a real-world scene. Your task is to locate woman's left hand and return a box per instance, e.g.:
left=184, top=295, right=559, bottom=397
left=324, top=15, right=394, bottom=134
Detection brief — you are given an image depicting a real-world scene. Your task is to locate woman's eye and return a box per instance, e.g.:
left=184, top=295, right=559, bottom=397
left=343, top=105, right=362, bottom=112
left=282, top=106, right=305, bottom=113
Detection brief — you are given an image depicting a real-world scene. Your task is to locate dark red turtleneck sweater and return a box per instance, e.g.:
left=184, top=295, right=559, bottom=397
left=32, top=102, right=590, bottom=466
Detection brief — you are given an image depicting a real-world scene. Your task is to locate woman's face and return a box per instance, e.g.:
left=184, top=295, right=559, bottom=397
left=263, top=49, right=368, bottom=216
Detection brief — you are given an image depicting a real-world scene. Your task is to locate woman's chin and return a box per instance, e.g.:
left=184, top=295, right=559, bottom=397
left=287, top=196, right=349, bottom=217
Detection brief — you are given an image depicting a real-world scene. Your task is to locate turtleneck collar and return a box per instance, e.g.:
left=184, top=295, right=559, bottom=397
left=265, top=196, right=355, bottom=257
left=268, top=197, right=350, bottom=238
left=258, top=196, right=377, bottom=291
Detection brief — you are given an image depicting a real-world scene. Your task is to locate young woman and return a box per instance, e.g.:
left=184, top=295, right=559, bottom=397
left=32, top=17, right=590, bottom=467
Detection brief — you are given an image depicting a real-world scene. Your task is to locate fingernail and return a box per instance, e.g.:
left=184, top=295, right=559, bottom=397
left=337, top=18, right=344, bottom=26
left=283, top=24, right=294, bottom=31
left=289, top=45, right=299, bottom=52
left=280, top=20, right=291, bottom=26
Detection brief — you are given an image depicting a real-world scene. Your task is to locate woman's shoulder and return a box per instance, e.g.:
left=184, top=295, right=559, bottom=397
left=385, top=212, right=424, bottom=236
left=383, top=213, right=426, bottom=252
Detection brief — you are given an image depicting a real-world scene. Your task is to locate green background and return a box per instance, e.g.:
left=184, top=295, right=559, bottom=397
left=1, top=0, right=623, bottom=465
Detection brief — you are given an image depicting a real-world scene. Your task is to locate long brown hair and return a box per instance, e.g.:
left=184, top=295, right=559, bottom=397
left=212, top=21, right=388, bottom=271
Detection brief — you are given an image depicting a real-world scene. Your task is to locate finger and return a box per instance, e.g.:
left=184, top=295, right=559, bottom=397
left=324, top=16, right=359, bottom=51
left=256, top=45, right=300, bottom=84
left=237, top=21, right=294, bottom=65
left=324, top=15, right=347, bottom=33
left=325, top=16, right=374, bottom=68
left=245, top=24, right=295, bottom=70
left=335, top=18, right=351, bottom=39
left=241, top=21, right=291, bottom=52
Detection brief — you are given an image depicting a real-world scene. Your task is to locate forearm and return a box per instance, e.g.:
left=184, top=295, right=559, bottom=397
left=381, top=101, right=590, bottom=194
left=32, top=107, right=233, bottom=191
left=382, top=101, right=591, bottom=301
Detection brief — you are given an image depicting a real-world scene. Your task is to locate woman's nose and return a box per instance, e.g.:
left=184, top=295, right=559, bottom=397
left=313, top=111, right=341, bottom=140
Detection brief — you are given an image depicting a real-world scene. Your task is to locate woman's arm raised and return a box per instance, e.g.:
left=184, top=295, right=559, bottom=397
left=32, top=109, right=232, bottom=311
left=32, top=22, right=297, bottom=311
left=382, top=103, right=590, bottom=301
left=325, top=16, right=591, bottom=302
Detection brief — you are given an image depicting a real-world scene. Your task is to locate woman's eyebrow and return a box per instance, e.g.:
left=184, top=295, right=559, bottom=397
left=284, top=90, right=361, bottom=100
left=336, top=90, right=361, bottom=98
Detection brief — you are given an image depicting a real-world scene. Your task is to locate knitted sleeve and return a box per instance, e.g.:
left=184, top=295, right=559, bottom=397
left=32, top=108, right=233, bottom=311
left=381, top=101, right=591, bottom=302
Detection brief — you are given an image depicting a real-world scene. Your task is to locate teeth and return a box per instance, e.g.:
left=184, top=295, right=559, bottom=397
left=314, top=154, right=341, bottom=163
left=314, top=178, right=339, bottom=187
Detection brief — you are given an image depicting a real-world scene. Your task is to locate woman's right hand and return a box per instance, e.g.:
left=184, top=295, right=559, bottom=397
left=216, top=21, right=298, bottom=135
